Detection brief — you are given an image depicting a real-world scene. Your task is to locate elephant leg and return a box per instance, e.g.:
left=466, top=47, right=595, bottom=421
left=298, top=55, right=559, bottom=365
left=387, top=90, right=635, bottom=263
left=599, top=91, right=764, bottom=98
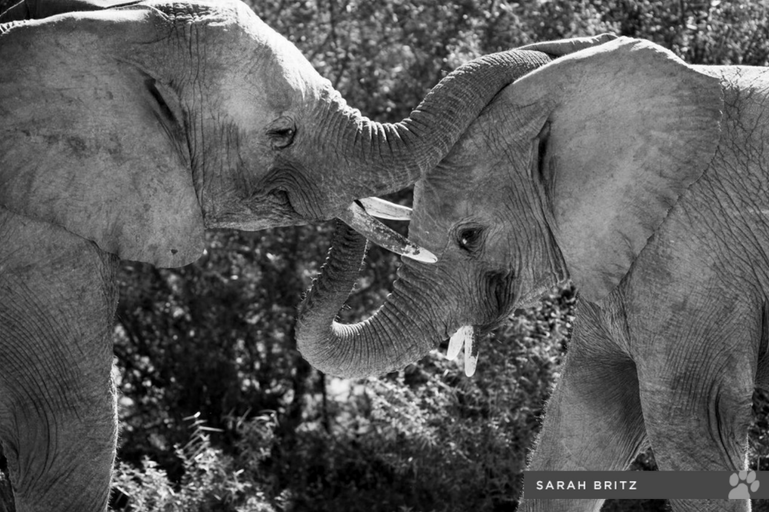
left=631, top=297, right=757, bottom=512
left=0, top=209, right=118, bottom=512
left=519, top=300, right=647, bottom=512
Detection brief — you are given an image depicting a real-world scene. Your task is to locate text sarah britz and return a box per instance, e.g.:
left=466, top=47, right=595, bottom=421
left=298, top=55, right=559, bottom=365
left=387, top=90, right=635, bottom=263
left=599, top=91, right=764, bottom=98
left=536, top=480, right=638, bottom=491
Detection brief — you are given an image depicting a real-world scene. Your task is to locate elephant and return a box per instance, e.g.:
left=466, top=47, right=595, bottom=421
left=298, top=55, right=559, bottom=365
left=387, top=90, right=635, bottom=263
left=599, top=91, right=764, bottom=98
left=296, top=36, right=769, bottom=511
left=0, top=0, right=571, bottom=509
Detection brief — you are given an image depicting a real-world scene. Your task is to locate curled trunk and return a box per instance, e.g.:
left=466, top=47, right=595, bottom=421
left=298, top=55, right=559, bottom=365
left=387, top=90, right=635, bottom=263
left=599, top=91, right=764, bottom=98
left=357, top=50, right=553, bottom=189
left=297, top=222, right=442, bottom=378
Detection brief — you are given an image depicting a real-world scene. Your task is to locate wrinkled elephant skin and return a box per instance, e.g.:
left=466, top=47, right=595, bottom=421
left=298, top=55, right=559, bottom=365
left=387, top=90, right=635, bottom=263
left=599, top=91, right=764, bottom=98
left=0, top=0, right=555, bottom=509
left=297, top=37, right=769, bottom=512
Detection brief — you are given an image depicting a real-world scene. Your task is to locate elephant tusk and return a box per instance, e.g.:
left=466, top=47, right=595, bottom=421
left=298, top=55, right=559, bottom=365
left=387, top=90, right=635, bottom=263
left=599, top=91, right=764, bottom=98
left=447, top=325, right=479, bottom=376
left=338, top=202, right=437, bottom=263
left=464, top=327, right=479, bottom=377
left=448, top=325, right=471, bottom=360
left=357, top=197, right=412, bottom=221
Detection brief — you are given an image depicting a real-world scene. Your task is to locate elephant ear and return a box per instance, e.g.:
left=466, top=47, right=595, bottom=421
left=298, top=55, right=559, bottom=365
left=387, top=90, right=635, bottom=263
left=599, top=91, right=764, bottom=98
left=0, top=8, right=205, bottom=267
left=0, top=0, right=141, bottom=23
left=507, top=37, right=723, bottom=301
left=517, top=33, right=618, bottom=58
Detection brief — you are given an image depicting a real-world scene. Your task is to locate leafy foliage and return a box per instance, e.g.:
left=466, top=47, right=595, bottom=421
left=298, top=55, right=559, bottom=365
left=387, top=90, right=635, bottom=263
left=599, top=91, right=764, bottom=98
left=114, top=227, right=330, bottom=475
left=114, top=282, right=575, bottom=512
left=111, top=413, right=278, bottom=511
left=97, top=1, right=769, bottom=511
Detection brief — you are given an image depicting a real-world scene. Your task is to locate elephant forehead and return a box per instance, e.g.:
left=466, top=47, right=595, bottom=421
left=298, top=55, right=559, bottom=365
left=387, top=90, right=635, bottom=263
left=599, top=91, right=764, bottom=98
left=217, top=11, right=329, bottom=118
left=218, top=68, right=293, bottom=124
left=247, top=18, right=330, bottom=105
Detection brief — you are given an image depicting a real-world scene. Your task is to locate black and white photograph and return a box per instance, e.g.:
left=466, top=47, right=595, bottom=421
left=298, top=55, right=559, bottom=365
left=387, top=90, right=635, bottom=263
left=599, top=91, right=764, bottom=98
left=1, top=0, right=768, bottom=510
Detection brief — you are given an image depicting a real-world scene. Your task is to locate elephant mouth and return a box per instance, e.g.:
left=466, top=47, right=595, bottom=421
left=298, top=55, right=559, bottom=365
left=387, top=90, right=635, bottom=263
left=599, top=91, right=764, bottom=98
left=491, top=272, right=517, bottom=318
left=442, top=278, right=516, bottom=377
left=444, top=318, right=507, bottom=377
left=210, top=190, right=307, bottom=231
left=264, top=189, right=308, bottom=226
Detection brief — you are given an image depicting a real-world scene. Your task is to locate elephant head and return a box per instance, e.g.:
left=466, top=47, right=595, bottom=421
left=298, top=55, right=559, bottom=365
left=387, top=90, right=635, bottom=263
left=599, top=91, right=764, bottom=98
left=0, top=0, right=549, bottom=268
left=296, top=36, right=723, bottom=378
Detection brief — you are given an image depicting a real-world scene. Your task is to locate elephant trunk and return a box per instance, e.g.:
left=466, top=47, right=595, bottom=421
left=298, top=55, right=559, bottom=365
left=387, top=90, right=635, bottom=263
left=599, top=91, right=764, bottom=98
left=296, top=222, right=444, bottom=378
left=302, top=50, right=552, bottom=220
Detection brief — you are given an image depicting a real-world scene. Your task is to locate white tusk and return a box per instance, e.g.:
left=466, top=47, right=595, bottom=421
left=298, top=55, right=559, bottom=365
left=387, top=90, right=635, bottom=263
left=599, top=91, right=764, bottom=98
left=464, top=328, right=478, bottom=377
left=448, top=325, right=471, bottom=360
left=338, top=203, right=437, bottom=263
left=357, top=197, right=412, bottom=221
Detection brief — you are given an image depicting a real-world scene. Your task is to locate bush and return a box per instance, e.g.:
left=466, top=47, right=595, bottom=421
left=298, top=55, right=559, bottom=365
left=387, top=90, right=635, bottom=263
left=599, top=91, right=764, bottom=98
left=112, top=284, right=575, bottom=512
left=112, top=414, right=279, bottom=512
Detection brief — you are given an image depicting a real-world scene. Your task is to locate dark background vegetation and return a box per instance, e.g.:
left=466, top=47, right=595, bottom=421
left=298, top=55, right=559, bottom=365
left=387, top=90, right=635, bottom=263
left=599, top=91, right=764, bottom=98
left=40, top=0, right=768, bottom=510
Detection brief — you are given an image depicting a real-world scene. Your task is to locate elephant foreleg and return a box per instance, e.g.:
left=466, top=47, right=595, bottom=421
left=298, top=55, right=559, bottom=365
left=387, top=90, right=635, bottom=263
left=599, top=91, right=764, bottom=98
left=519, top=300, right=647, bottom=512
left=630, top=298, right=757, bottom=512
left=0, top=209, right=118, bottom=512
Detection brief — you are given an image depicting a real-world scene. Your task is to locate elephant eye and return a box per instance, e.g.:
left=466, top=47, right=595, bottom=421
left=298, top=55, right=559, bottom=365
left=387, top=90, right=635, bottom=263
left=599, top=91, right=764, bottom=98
left=457, top=226, right=484, bottom=253
left=267, top=116, right=297, bottom=149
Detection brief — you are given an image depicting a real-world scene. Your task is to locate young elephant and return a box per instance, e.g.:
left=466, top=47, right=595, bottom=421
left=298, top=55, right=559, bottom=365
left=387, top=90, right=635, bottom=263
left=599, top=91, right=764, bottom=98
left=298, top=37, right=769, bottom=511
